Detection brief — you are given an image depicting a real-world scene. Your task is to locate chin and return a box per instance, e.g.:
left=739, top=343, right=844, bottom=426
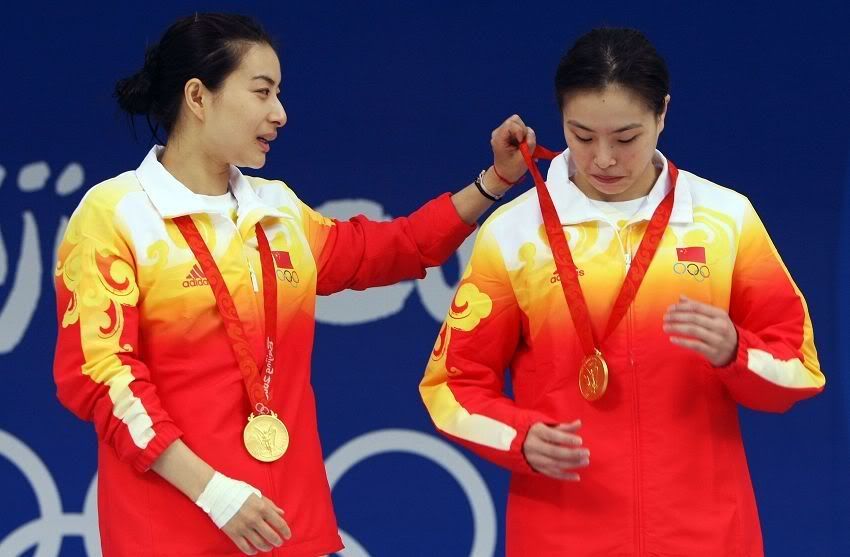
left=235, top=155, right=267, bottom=170
left=593, top=184, right=631, bottom=196
left=590, top=181, right=641, bottom=201
left=611, top=186, right=634, bottom=196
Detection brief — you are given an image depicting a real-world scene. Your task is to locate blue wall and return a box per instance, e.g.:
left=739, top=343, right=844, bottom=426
left=1, top=2, right=848, bottom=555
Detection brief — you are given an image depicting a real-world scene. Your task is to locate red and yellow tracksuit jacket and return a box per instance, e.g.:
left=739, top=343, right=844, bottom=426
left=421, top=150, right=824, bottom=557
left=53, top=146, right=474, bottom=557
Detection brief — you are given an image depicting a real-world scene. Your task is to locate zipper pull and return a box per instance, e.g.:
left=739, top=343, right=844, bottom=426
left=248, top=261, right=259, bottom=292
left=624, top=251, right=632, bottom=271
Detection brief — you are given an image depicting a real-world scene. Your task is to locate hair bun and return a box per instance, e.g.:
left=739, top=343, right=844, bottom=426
left=114, top=44, right=160, bottom=116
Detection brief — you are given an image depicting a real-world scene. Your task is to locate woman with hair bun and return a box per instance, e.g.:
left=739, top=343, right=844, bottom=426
left=421, top=27, right=824, bottom=556
left=52, top=12, right=534, bottom=556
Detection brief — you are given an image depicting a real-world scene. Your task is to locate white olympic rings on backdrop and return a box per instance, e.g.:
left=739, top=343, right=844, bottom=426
left=0, top=428, right=496, bottom=557
left=326, top=429, right=497, bottom=557
left=0, top=430, right=101, bottom=557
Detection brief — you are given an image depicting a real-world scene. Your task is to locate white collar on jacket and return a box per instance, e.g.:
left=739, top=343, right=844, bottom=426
left=135, top=146, right=290, bottom=224
left=544, top=148, right=694, bottom=226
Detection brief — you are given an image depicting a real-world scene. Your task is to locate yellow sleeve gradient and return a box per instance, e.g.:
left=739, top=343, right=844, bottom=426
left=421, top=224, right=551, bottom=474
left=53, top=183, right=181, bottom=472
left=716, top=200, right=824, bottom=411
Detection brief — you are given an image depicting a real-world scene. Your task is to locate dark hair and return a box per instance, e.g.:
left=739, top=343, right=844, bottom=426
left=555, top=28, right=669, bottom=115
left=114, top=13, right=274, bottom=139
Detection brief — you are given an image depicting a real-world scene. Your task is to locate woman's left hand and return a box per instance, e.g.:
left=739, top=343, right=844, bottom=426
left=490, top=114, right=536, bottom=185
left=663, top=295, right=738, bottom=367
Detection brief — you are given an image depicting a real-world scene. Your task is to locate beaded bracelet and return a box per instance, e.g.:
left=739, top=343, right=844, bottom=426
left=475, top=169, right=504, bottom=201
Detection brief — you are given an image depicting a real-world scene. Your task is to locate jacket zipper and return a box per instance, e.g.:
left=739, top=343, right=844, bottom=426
left=247, top=260, right=260, bottom=292
left=226, top=218, right=263, bottom=321
left=231, top=218, right=260, bottom=293
left=612, top=221, right=631, bottom=272
left=625, top=225, right=644, bottom=556
left=237, top=218, right=280, bottom=553
left=611, top=220, right=643, bottom=553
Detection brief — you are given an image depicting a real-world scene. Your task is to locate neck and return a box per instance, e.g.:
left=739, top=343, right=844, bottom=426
left=160, top=137, right=231, bottom=196
left=574, top=162, right=661, bottom=202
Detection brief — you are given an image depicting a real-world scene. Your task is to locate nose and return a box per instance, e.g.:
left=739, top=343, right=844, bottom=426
left=593, top=142, right=616, bottom=169
left=270, top=97, right=287, bottom=128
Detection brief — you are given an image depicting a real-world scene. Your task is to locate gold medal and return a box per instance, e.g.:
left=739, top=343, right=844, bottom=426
left=243, top=412, right=289, bottom=462
left=579, top=351, right=609, bottom=401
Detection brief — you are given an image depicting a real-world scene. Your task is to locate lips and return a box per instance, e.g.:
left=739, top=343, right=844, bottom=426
left=592, top=174, right=624, bottom=185
left=257, top=133, right=276, bottom=153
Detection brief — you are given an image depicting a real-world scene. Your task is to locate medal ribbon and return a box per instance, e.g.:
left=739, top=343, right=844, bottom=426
left=518, top=141, right=678, bottom=357
left=174, top=216, right=278, bottom=415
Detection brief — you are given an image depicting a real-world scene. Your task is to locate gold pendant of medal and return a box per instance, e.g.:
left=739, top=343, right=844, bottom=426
left=243, top=412, right=289, bottom=462
left=579, top=351, right=609, bottom=402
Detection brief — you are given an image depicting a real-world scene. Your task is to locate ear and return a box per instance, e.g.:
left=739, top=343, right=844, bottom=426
left=183, top=78, right=208, bottom=122
left=657, top=94, right=671, bottom=134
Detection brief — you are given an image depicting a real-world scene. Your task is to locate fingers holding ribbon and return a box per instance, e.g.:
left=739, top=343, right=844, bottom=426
left=490, top=114, right=535, bottom=189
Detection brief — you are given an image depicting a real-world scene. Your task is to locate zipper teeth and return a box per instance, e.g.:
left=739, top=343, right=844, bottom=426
left=238, top=220, right=260, bottom=294
left=231, top=218, right=262, bottom=324
left=247, top=260, right=259, bottom=292
left=625, top=226, right=644, bottom=556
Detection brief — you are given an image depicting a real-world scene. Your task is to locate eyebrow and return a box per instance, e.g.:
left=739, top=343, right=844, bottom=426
left=566, top=120, right=643, bottom=133
left=251, top=75, right=278, bottom=86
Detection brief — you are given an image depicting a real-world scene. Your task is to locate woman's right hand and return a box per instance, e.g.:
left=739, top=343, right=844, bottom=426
left=522, top=420, right=590, bottom=480
left=222, top=494, right=292, bottom=555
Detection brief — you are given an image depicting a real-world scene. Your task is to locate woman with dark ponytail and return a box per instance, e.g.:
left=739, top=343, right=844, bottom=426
left=53, top=12, right=534, bottom=556
left=421, top=27, right=824, bottom=556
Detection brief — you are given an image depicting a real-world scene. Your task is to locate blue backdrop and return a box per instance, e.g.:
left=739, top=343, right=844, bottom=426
left=1, top=2, right=849, bottom=556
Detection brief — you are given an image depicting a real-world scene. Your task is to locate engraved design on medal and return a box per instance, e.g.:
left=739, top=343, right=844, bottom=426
left=579, top=353, right=609, bottom=402
left=244, top=413, right=289, bottom=462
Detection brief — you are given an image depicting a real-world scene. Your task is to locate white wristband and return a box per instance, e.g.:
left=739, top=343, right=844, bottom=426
left=195, top=471, right=262, bottom=529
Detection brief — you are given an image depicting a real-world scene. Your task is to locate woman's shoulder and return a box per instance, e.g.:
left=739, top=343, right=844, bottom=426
left=678, top=168, right=758, bottom=225
left=483, top=188, right=542, bottom=232
left=679, top=168, right=751, bottom=207
left=241, top=174, right=303, bottom=210
left=74, top=171, right=145, bottom=216
left=242, top=174, right=294, bottom=194
left=64, top=171, right=148, bottom=247
left=472, top=188, right=545, bottom=261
